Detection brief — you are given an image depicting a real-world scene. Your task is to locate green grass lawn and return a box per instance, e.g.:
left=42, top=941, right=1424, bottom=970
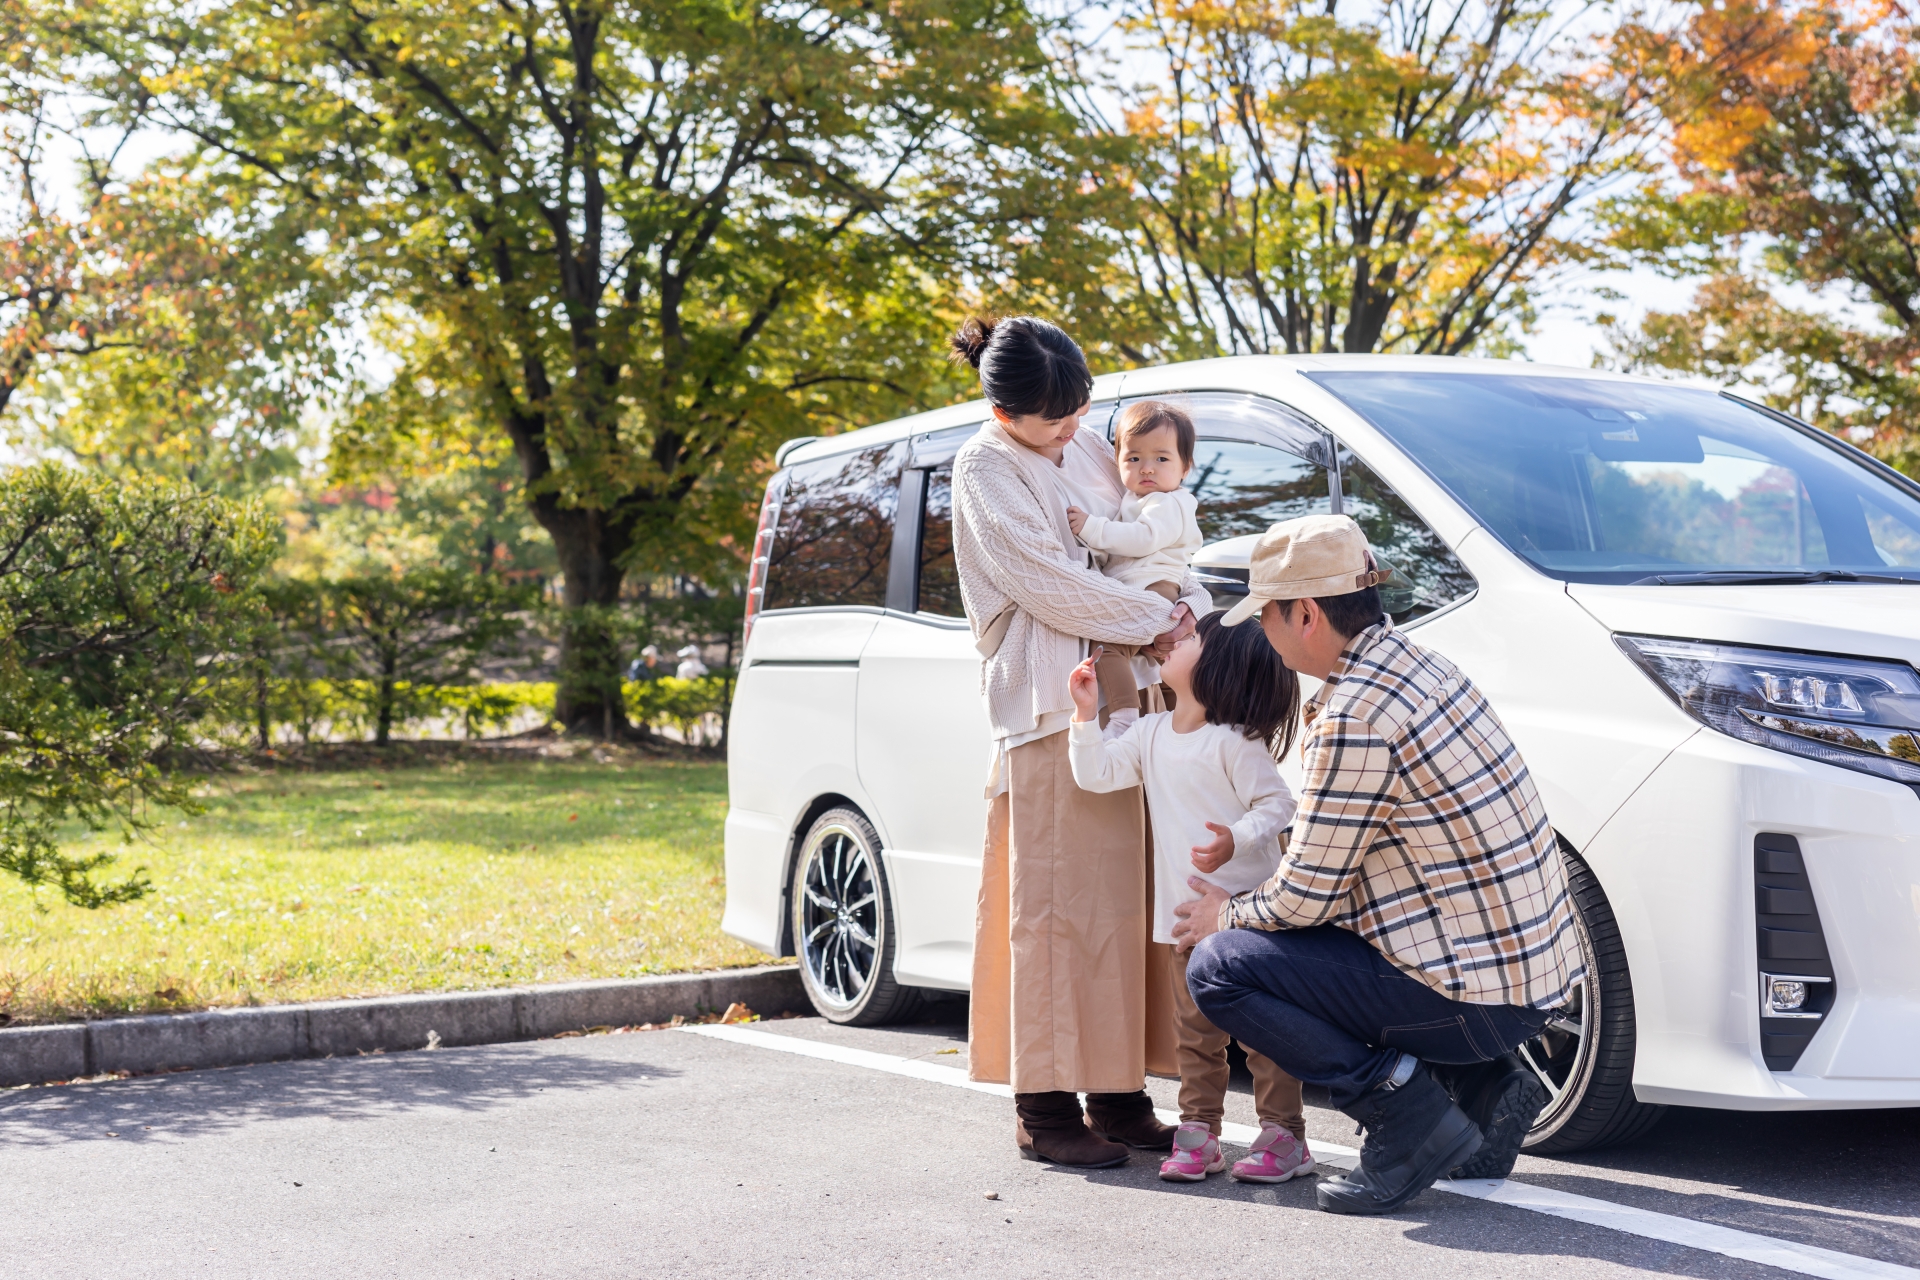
left=0, top=755, right=769, bottom=1025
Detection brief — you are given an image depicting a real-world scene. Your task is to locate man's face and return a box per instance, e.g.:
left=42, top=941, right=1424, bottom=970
left=1258, top=599, right=1307, bottom=668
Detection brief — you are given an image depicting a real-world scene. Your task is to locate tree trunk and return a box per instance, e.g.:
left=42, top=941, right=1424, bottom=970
left=254, top=657, right=271, bottom=751
left=377, top=647, right=397, bottom=745
left=546, top=513, right=633, bottom=737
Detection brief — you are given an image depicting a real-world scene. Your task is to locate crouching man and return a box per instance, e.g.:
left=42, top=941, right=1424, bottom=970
left=1172, top=515, right=1582, bottom=1216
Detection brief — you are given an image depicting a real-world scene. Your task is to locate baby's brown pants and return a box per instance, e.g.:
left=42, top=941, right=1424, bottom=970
left=1094, top=581, right=1182, bottom=716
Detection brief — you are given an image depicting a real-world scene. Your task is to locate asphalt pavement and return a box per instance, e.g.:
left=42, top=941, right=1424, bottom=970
left=4, top=1005, right=1917, bottom=1279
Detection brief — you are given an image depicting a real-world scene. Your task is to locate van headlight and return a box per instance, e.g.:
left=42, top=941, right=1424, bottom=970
left=1615, top=635, right=1920, bottom=790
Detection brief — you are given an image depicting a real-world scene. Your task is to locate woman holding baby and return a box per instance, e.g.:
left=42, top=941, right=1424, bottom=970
left=948, top=315, right=1214, bottom=1167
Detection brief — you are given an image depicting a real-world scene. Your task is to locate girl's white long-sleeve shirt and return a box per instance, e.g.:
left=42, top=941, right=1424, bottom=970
left=1067, top=713, right=1297, bottom=943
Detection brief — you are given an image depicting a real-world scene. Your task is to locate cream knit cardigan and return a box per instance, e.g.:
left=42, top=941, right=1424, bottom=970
left=952, top=422, right=1211, bottom=742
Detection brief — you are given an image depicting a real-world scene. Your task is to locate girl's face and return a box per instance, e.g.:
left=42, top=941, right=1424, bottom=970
left=994, top=400, right=1090, bottom=460
left=1158, top=628, right=1202, bottom=703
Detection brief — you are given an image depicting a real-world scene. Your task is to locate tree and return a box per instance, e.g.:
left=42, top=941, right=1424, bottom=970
left=0, top=20, right=346, bottom=491
left=0, top=463, right=277, bottom=906
left=48, top=0, right=1082, bottom=731
left=1067, top=0, right=1665, bottom=360
left=281, top=570, right=533, bottom=745
left=1601, top=0, right=1920, bottom=476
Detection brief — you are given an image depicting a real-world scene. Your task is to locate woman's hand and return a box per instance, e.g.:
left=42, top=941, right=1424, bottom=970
left=1069, top=650, right=1102, bottom=722
left=1190, top=821, right=1235, bottom=873
left=1149, top=602, right=1195, bottom=659
left=1066, top=505, right=1088, bottom=537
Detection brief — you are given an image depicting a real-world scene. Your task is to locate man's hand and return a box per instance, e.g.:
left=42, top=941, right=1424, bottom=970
left=1149, top=602, right=1195, bottom=659
left=1171, top=877, right=1231, bottom=953
left=1190, top=821, right=1235, bottom=874
left=1069, top=651, right=1101, bottom=722
left=1066, top=505, right=1088, bottom=537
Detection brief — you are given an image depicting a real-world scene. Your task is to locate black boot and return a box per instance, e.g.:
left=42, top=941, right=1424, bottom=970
left=1315, top=1058, right=1482, bottom=1216
left=1085, top=1090, right=1177, bottom=1150
left=1014, top=1091, right=1130, bottom=1168
left=1438, top=1054, right=1549, bottom=1180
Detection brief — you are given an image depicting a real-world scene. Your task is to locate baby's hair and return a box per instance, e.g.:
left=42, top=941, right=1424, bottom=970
left=1189, top=609, right=1302, bottom=761
left=1114, top=400, right=1195, bottom=470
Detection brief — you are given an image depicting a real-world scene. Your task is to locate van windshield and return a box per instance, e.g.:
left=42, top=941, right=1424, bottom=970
left=1307, top=371, right=1920, bottom=584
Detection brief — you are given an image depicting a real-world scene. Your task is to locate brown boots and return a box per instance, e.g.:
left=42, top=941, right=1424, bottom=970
left=1013, top=1090, right=1175, bottom=1166
left=1013, top=1091, right=1128, bottom=1167
left=1087, top=1090, right=1179, bottom=1149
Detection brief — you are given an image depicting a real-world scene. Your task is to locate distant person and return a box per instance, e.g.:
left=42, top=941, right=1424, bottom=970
left=674, top=645, right=709, bottom=680
left=1065, top=609, right=1314, bottom=1186
left=1172, top=514, right=1582, bottom=1215
left=627, top=645, right=663, bottom=682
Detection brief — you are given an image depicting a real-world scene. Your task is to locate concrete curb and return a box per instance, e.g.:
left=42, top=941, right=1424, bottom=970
left=0, top=964, right=805, bottom=1087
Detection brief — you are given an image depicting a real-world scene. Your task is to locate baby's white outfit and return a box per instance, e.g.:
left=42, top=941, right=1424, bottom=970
left=1074, top=488, right=1202, bottom=592
left=1067, top=713, right=1297, bottom=944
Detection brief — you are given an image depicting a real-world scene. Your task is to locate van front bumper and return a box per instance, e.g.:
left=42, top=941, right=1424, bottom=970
left=1583, top=728, right=1920, bottom=1110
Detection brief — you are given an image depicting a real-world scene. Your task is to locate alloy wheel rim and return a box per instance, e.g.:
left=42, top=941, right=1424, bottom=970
left=1519, top=906, right=1599, bottom=1144
left=797, top=824, right=879, bottom=1011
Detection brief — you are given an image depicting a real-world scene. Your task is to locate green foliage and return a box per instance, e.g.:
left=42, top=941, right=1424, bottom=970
left=269, top=571, right=535, bottom=745
left=0, top=463, right=278, bottom=906
left=0, top=17, right=348, bottom=491
left=42, top=0, right=1083, bottom=726
left=1069, top=0, right=1663, bottom=360
left=626, top=675, right=734, bottom=748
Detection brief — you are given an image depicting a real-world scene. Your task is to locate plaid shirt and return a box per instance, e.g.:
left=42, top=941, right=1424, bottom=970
left=1223, top=623, right=1583, bottom=1010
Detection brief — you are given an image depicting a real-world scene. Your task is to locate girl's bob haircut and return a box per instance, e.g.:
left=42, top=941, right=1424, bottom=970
left=949, top=315, right=1094, bottom=422
left=1189, top=609, right=1302, bottom=760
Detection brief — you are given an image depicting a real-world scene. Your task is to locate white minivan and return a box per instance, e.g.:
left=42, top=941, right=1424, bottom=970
left=722, top=355, right=1920, bottom=1153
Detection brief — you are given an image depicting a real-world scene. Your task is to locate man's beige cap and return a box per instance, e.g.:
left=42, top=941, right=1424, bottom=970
left=1220, top=514, right=1392, bottom=626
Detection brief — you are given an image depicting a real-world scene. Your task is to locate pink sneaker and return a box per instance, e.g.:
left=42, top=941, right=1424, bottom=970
left=1159, top=1122, right=1225, bottom=1182
left=1230, top=1123, right=1315, bottom=1183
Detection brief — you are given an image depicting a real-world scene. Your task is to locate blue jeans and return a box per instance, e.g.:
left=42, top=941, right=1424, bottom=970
left=1187, top=925, right=1551, bottom=1111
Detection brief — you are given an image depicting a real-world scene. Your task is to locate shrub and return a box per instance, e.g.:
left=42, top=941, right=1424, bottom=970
left=0, top=464, right=278, bottom=906
left=276, top=570, right=535, bottom=744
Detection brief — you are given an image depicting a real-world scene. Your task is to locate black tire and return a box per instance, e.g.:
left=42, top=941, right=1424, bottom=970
left=1521, top=851, right=1669, bottom=1154
left=789, top=806, right=924, bottom=1026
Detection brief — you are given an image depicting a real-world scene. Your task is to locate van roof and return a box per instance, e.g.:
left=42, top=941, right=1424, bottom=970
left=774, top=353, right=1707, bottom=468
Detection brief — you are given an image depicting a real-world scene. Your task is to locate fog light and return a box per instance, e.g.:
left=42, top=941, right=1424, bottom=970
left=1760, top=972, right=1831, bottom=1020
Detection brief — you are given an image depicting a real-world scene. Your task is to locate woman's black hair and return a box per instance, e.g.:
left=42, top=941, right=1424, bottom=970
left=949, top=315, right=1094, bottom=421
left=1189, top=609, right=1302, bottom=760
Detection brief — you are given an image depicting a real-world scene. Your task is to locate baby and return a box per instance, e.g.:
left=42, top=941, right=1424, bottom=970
left=1066, top=400, right=1203, bottom=730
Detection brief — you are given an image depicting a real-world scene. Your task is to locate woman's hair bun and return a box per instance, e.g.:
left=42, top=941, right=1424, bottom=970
left=949, top=316, right=997, bottom=369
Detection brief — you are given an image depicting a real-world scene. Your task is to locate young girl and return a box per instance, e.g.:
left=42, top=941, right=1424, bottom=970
left=1066, top=401, right=1203, bottom=735
left=1067, top=611, right=1315, bottom=1183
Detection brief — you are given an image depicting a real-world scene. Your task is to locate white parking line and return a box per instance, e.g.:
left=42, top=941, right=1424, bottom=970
left=684, top=1023, right=1919, bottom=1280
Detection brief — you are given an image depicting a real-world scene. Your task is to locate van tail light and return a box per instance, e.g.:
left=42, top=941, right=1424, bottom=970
left=743, top=479, right=782, bottom=649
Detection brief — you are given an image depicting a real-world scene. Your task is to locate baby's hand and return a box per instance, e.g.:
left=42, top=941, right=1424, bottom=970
left=1066, top=505, right=1088, bottom=536
left=1190, top=821, right=1235, bottom=873
left=1069, top=651, right=1102, bottom=721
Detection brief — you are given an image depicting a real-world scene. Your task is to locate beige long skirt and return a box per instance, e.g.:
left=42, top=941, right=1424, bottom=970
left=968, top=728, right=1179, bottom=1094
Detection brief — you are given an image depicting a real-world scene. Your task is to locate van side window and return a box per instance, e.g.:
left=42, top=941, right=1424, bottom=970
left=916, top=467, right=965, bottom=617
left=762, top=443, right=902, bottom=611
left=1340, top=449, right=1478, bottom=622
left=1186, top=440, right=1332, bottom=541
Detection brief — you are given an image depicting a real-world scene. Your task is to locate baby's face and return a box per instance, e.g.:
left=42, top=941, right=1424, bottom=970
left=1118, top=426, right=1188, bottom=496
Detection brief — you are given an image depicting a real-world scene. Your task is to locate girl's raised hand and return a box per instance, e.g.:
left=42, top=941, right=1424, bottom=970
left=1069, top=650, right=1102, bottom=722
left=1189, top=821, right=1235, bottom=873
